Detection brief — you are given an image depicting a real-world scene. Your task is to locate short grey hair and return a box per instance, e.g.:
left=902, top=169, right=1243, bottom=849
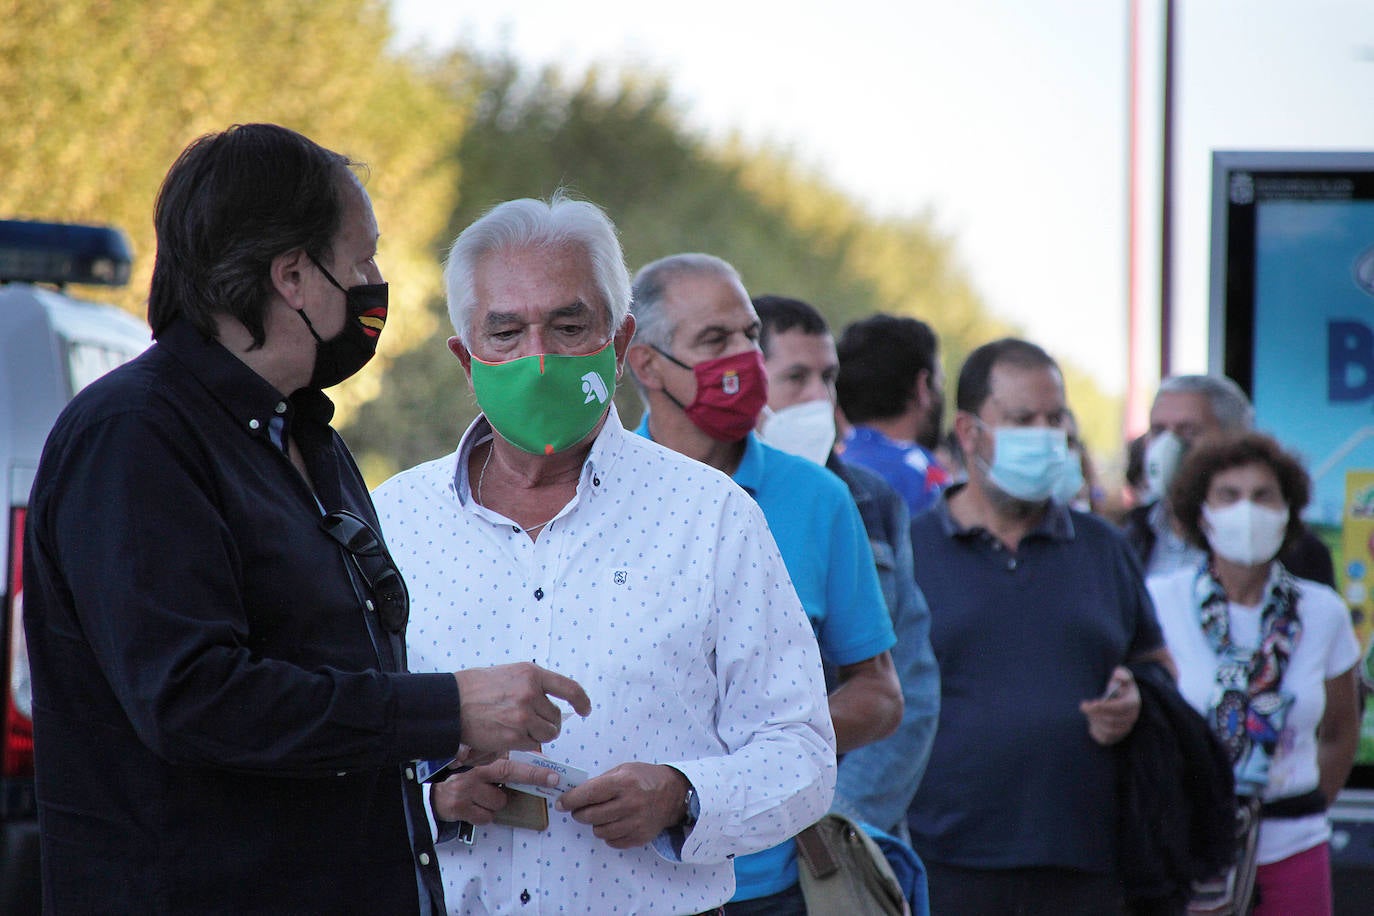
left=629, top=253, right=742, bottom=351
left=1157, top=374, right=1254, bottom=432
left=444, top=191, right=631, bottom=346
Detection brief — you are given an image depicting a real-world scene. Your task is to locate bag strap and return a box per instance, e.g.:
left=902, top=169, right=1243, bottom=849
left=1260, top=787, right=1327, bottom=819
left=795, top=822, right=840, bottom=879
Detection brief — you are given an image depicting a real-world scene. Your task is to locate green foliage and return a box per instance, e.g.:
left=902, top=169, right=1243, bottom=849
left=345, top=47, right=1040, bottom=480
left=0, top=0, right=464, bottom=417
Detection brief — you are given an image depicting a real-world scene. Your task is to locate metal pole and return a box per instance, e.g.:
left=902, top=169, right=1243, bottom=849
left=1159, top=0, right=1175, bottom=379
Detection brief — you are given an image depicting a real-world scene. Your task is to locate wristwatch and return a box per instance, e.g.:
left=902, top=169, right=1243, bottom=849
left=681, top=784, right=700, bottom=830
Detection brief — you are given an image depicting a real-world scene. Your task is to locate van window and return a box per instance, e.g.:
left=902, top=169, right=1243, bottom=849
left=65, top=340, right=142, bottom=395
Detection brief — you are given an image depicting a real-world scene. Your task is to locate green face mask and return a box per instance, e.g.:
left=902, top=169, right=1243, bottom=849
left=470, top=341, right=618, bottom=454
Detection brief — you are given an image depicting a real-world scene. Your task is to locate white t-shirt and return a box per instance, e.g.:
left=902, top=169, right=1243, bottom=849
left=1147, top=568, right=1361, bottom=865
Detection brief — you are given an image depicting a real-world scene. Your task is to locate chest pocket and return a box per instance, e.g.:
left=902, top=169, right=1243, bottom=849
left=590, top=565, right=711, bottom=687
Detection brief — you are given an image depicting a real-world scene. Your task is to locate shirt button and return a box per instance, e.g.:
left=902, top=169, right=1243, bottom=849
left=275, top=401, right=287, bottom=414
left=534, top=588, right=544, bottom=600
left=248, top=418, right=260, bottom=430
left=405, top=767, right=415, bottom=781
left=1008, top=559, right=1018, bottom=570
left=365, top=599, right=375, bottom=611
left=520, top=889, right=531, bottom=904
left=419, top=852, right=431, bottom=866
left=335, top=771, right=347, bottom=776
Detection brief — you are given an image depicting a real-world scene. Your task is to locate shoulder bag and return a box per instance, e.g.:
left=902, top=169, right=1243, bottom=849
left=795, top=813, right=911, bottom=916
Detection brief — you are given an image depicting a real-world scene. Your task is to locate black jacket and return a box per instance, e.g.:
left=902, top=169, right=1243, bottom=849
left=1121, top=502, right=1335, bottom=588
left=25, top=320, right=459, bottom=913
left=1117, top=661, right=1237, bottom=910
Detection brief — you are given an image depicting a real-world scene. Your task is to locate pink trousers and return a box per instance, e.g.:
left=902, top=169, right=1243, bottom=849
left=1251, top=842, right=1332, bottom=916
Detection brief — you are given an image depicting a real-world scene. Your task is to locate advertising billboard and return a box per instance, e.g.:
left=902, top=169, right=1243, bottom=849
left=1211, top=150, right=1374, bottom=775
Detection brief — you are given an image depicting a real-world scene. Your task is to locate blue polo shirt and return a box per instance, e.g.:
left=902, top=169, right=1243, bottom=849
left=907, top=486, right=1163, bottom=875
left=635, top=419, right=894, bottom=899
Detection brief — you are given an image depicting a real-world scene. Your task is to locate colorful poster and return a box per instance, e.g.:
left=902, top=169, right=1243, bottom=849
left=1247, top=196, right=1374, bottom=763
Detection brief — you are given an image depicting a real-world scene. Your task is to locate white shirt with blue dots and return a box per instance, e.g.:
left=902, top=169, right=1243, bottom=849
left=372, top=407, right=837, bottom=915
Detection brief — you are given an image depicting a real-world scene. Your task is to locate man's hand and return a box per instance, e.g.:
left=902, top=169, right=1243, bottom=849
left=555, top=763, right=689, bottom=849
left=430, top=757, right=561, bottom=824
left=1078, top=666, right=1140, bottom=746
left=454, top=663, right=591, bottom=756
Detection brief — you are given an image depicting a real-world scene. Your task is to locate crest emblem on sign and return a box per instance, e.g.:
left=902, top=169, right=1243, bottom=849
left=722, top=370, right=740, bottom=395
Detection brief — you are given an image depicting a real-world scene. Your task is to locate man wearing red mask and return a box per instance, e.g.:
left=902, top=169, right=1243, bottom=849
left=627, top=253, right=903, bottom=915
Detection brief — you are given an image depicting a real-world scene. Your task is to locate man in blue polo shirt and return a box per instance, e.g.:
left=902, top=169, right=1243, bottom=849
left=626, top=253, right=902, bottom=916
left=908, top=337, right=1174, bottom=914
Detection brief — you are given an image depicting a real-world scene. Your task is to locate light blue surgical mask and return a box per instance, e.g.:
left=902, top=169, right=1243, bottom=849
left=1052, top=451, right=1087, bottom=506
left=975, top=422, right=1069, bottom=503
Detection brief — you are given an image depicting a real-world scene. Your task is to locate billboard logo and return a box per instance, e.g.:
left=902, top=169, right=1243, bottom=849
left=1330, top=320, right=1374, bottom=401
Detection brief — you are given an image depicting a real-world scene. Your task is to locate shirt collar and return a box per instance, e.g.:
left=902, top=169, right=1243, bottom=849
left=730, top=431, right=767, bottom=495
left=453, top=404, right=626, bottom=509
left=156, top=317, right=334, bottom=447
left=630, top=413, right=763, bottom=493
left=932, top=482, right=1076, bottom=542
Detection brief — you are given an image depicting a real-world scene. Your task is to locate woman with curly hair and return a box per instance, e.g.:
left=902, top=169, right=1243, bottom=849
left=1147, top=431, right=1360, bottom=916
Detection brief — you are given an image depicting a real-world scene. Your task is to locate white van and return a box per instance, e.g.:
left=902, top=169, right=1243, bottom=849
left=0, top=220, right=149, bottom=913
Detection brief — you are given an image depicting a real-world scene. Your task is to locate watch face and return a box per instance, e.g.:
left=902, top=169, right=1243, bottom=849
left=684, top=786, right=700, bottom=827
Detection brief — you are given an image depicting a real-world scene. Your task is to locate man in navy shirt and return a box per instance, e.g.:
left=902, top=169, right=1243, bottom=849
left=906, top=337, right=1173, bottom=915
left=23, top=124, right=588, bottom=914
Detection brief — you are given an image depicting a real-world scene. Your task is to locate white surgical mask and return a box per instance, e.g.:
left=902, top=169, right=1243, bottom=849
left=757, top=400, right=837, bottom=466
left=976, top=425, right=1068, bottom=503
left=1202, top=499, right=1289, bottom=567
left=1144, top=431, right=1184, bottom=501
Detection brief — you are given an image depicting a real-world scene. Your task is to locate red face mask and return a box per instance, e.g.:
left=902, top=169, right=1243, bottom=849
left=655, top=347, right=769, bottom=442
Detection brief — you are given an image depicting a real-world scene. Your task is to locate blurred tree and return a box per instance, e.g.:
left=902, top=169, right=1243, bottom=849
left=343, top=46, right=1122, bottom=482
left=0, top=0, right=464, bottom=416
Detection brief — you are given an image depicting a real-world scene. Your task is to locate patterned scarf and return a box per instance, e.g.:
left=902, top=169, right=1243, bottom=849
left=1193, top=562, right=1301, bottom=797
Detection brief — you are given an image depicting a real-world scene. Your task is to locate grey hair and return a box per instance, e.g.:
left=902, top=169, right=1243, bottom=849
left=629, top=253, right=742, bottom=351
left=1157, top=374, right=1255, bottom=432
left=444, top=191, right=631, bottom=346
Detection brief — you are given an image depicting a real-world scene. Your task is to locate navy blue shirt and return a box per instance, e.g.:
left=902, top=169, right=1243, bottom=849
left=907, top=487, right=1163, bottom=875
left=23, top=318, right=460, bottom=913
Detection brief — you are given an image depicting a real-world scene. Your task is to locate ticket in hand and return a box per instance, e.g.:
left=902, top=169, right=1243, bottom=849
left=504, top=750, right=588, bottom=800
left=414, top=755, right=457, bottom=783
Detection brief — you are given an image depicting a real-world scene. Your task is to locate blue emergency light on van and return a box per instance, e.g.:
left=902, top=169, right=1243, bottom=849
left=0, top=219, right=133, bottom=287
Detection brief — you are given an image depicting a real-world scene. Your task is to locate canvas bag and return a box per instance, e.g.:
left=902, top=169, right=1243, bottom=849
left=795, top=813, right=911, bottom=916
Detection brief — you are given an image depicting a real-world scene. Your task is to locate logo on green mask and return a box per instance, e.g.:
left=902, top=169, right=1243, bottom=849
left=470, top=341, right=617, bottom=454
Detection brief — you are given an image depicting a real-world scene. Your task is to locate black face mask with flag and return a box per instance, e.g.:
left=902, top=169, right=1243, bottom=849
left=296, top=251, right=388, bottom=389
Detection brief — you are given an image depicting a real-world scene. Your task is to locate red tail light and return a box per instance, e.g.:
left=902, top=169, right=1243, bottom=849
left=4, top=506, right=33, bottom=779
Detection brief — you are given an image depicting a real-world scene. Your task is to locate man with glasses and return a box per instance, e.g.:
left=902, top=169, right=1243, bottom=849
left=22, top=125, right=588, bottom=914
left=372, top=195, right=836, bottom=915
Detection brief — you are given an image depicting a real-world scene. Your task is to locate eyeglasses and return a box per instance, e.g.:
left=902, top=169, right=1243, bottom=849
left=320, top=509, right=410, bottom=634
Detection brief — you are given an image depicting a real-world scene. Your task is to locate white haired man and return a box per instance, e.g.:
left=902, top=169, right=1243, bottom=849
left=1125, top=374, right=1335, bottom=585
left=372, top=194, right=836, bottom=914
